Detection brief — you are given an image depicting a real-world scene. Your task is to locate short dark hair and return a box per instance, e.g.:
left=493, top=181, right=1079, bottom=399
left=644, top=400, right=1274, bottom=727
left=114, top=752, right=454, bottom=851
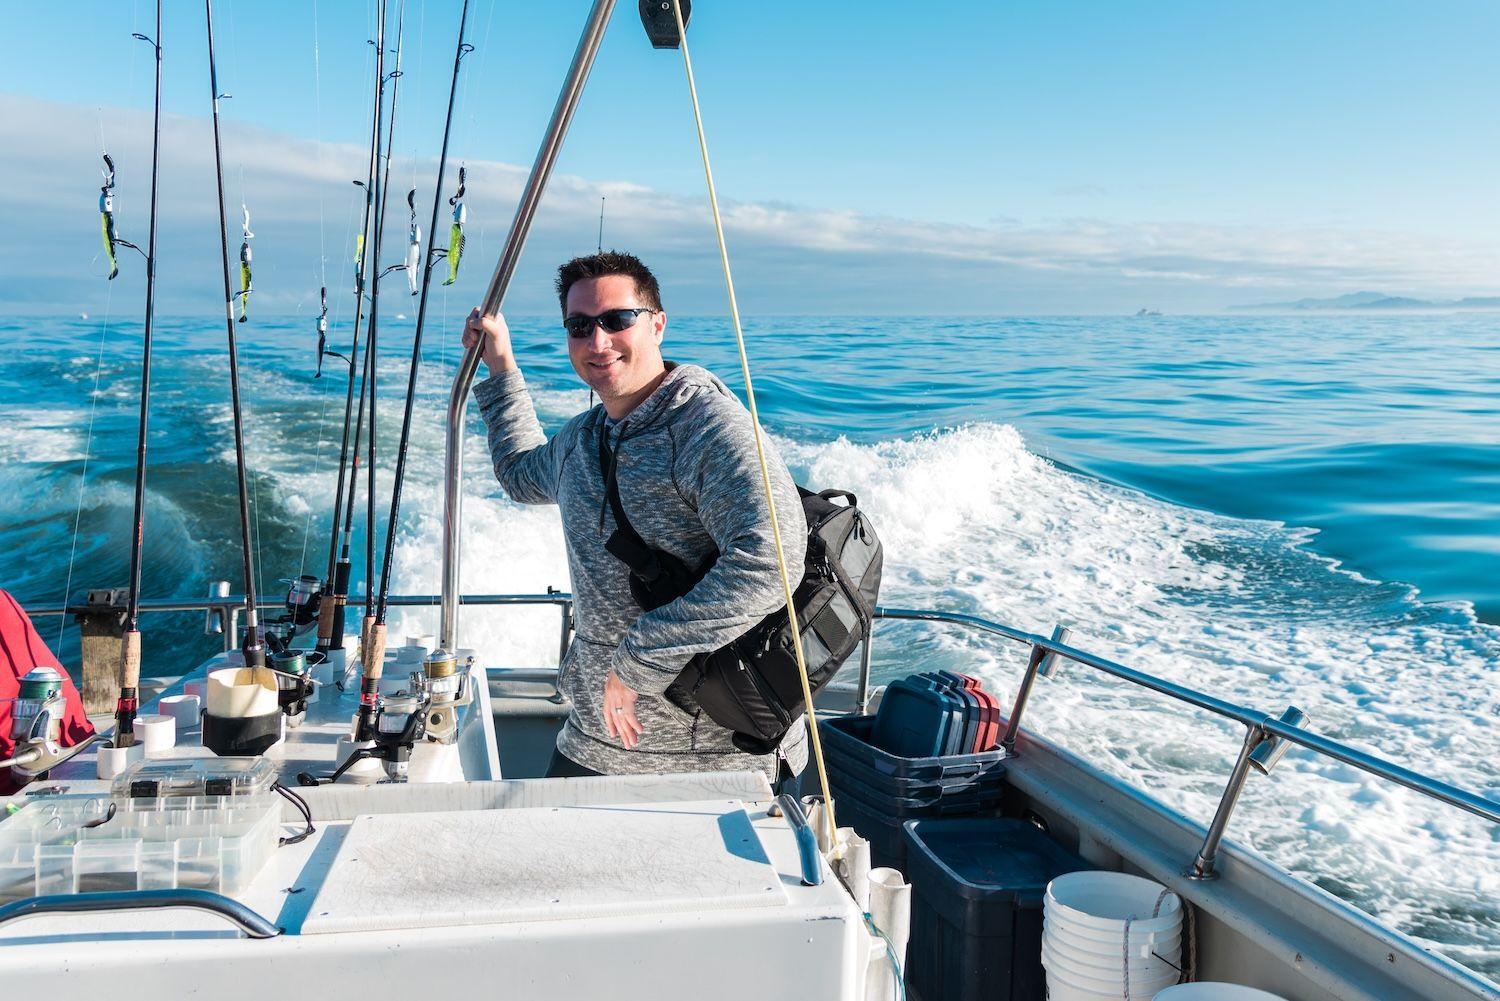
left=555, top=251, right=663, bottom=315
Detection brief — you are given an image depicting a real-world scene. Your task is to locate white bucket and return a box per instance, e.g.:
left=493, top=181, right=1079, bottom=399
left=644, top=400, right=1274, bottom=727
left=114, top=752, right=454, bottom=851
left=1046, top=966, right=1180, bottom=1001
left=1043, top=941, right=1180, bottom=992
left=1043, top=871, right=1184, bottom=1001
left=1044, top=925, right=1181, bottom=971
left=1046, top=911, right=1183, bottom=947
left=1153, top=985, right=1290, bottom=1001
left=1045, top=916, right=1183, bottom=955
left=1047, top=871, right=1182, bottom=934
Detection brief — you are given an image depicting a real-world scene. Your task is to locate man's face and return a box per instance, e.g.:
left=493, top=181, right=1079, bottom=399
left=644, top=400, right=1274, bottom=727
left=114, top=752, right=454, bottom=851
left=564, top=275, right=667, bottom=402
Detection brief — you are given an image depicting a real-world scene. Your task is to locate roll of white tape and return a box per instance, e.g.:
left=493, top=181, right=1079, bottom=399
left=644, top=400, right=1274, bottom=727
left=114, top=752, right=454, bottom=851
left=160, top=694, right=202, bottom=730
left=135, top=713, right=176, bottom=756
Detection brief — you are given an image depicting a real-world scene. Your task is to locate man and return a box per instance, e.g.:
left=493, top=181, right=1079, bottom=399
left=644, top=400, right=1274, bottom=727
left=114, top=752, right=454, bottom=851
left=463, top=251, right=807, bottom=782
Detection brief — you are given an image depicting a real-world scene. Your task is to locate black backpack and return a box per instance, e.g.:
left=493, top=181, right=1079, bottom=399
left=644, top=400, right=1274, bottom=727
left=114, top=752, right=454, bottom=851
left=599, top=431, right=883, bottom=754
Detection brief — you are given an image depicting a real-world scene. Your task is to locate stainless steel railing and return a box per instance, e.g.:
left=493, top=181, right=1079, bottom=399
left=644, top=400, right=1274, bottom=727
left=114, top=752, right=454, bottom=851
left=26, top=591, right=575, bottom=662
left=871, top=605, right=1500, bottom=878
left=26, top=592, right=1498, bottom=877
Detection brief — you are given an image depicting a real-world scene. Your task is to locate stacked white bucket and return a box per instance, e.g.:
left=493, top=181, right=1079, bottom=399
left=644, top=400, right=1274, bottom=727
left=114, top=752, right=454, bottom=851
left=1043, top=871, right=1184, bottom=1000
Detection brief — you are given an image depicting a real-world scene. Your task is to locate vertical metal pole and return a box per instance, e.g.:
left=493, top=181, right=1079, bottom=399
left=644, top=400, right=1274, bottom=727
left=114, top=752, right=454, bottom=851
left=1189, top=723, right=1266, bottom=880
left=856, top=636, right=874, bottom=715
left=1001, top=624, right=1070, bottom=753
left=557, top=601, right=574, bottom=669
left=440, top=0, right=618, bottom=650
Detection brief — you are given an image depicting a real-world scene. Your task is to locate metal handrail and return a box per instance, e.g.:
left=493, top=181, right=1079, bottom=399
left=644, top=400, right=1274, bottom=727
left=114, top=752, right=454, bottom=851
left=23, top=592, right=574, bottom=618
left=871, top=605, right=1500, bottom=836
left=24, top=590, right=1495, bottom=878
left=27, top=591, right=575, bottom=660
left=0, top=889, right=280, bottom=938
left=440, top=0, right=617, bottom=652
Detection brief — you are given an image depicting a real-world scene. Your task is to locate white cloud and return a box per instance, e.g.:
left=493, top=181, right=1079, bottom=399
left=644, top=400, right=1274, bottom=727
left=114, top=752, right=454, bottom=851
left=2, top=93, right=1497, bottom=315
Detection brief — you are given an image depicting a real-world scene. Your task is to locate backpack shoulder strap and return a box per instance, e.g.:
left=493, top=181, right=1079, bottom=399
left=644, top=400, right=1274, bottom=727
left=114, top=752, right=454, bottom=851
left=597, top=426, right=665, bottom=582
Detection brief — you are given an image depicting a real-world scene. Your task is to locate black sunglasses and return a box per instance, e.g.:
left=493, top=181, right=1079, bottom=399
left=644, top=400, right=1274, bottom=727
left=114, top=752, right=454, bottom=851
left=563, top=307, right=657, bottom=338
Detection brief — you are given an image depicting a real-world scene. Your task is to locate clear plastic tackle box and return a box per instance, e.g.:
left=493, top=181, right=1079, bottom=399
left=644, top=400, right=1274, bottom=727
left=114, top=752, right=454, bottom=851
left=0, top=792, right=281, bottom=901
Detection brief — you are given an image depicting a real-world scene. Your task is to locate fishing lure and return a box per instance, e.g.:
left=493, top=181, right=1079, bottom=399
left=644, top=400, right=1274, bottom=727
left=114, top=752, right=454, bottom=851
left=237, top=205, right=253, bottom=321
left=405, top=188, right=421, bottom=295
left=99, top=154, right=121, bottom=280
left=315, top=285, right=330, bottom=377
left=443, top=165, right=466, bottom=286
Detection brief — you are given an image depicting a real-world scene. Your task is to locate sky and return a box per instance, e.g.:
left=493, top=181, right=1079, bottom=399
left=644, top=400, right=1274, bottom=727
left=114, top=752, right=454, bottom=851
left=1, top=0, right=1499, bottom=316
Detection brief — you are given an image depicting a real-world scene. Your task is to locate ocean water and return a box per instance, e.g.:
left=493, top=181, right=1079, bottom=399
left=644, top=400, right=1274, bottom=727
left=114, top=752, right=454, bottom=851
left=1, top=311, right=1497, bottom=980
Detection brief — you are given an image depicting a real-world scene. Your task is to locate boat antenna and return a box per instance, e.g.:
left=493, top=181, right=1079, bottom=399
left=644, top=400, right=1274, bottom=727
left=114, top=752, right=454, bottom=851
left=351, top=0, right=409, bottom=740
left=597, top=195, right=605, bottom=252
left=204, top=0, right=266, bottom=670
left=368, top=0, right=474, bottom=677
left=115, top=3, right=165, bottom=749
left=314, top=0, right=387, bottom=660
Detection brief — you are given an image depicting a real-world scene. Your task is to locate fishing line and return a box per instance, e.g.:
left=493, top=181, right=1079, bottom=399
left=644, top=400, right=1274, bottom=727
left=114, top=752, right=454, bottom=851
left=363, top=0, right=408, bottom=611
left=667, top=0, right=837, bottom=842
left=316, top=0, right=388, bottom=656
left=371, top=0, right=473, bottom=652
left=64, top=112, right=121, bottom=644
left=296, top=0, right=336, bottom=581
left=58, top=292, right=115, bottom=651
left=205, top=0, right=266, bottom=668
left=353, top=0, right=411, bottom=734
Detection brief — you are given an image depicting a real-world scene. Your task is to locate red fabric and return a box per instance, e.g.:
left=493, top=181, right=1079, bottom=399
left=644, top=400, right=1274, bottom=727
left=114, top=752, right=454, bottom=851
left=0, top=590, right=95, bottom=793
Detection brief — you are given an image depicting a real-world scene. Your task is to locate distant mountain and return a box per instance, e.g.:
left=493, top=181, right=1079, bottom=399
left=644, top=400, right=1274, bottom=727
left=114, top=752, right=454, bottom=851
left=1229, top=291, right=1500, bottom=312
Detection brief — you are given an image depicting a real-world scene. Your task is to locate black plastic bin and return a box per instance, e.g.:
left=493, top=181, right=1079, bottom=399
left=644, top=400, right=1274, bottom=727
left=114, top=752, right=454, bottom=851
left=902, top=817, right=1092, bottom=1001
left=823, top=715, right=1006, bottom=788
left=822, top=715, right=1006, bottom=870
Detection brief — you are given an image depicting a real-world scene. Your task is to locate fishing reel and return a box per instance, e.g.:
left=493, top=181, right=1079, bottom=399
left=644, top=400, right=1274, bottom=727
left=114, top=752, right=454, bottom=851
left=306, top=674, right=431, bottom=785
left=257, top=575, right=322, bottom=652
left=270, top=650, right=315, bottom=723
left=0, top=667, right=87, bottom=780
left=271, top=574, right=322, bottom=641
left=420, top=648, right=473, bottom=745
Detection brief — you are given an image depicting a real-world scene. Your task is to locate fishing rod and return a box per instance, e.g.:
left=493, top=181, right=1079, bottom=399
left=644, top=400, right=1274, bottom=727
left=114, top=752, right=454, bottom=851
left=204, top=0, right=265, bottom=670
left=314, top=0, right=387, bottom=658
left=351, top=0, right=409, bottom=740
left=115, top=2, right=165, bottom=749
left=368, top=0, right=474, bottom=676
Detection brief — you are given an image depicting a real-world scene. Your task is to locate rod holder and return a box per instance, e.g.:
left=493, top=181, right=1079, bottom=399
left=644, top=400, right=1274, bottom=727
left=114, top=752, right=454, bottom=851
left=1036, top=624, right=1071, bottom=678
left=1249, top=705, right=1308, bottom=775
left=204, top=580, right=231, bottom=636
left=1001, top=624, right=1070, bottom=753
left=1189, top=712, right=1294, bottom=881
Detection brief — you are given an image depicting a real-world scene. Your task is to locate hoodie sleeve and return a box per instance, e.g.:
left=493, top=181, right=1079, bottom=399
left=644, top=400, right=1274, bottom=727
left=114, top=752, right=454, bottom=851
left=473, top=369, right=564, bottom=505
left=610, top=395, right=806, bottom=695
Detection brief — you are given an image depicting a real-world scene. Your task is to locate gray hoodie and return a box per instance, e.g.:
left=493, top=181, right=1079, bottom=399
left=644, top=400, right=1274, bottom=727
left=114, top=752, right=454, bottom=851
left=473, top=362, right=808, bottom=779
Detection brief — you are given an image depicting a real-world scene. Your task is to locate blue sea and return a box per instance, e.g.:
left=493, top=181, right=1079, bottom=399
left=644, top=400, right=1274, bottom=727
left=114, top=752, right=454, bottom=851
left=1, top=311, right=1497, bottom=979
